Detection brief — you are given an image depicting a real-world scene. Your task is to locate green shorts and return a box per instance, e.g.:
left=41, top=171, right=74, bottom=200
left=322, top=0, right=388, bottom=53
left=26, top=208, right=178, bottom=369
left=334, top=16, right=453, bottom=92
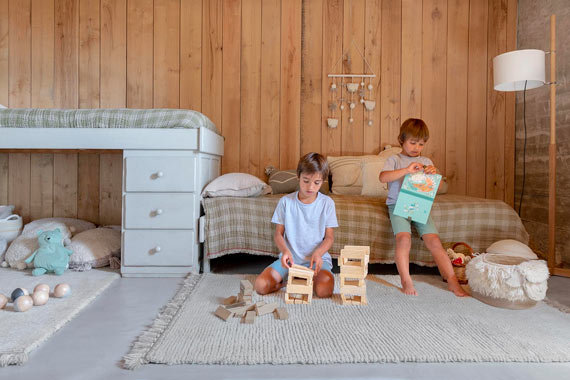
left=387, top=204, right=439, bottom=237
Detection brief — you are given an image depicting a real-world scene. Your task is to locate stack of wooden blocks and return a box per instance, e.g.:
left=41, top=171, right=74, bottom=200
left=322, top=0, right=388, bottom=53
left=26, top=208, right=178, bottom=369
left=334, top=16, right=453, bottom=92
left=285, top=264, right=315, bottom=304
left=339, top=245, right=370, bottom=305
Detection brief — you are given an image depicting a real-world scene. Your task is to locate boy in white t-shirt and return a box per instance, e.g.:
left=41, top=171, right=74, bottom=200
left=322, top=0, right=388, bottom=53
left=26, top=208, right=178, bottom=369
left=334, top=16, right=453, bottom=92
left=254, top=152, right=338, bottom=298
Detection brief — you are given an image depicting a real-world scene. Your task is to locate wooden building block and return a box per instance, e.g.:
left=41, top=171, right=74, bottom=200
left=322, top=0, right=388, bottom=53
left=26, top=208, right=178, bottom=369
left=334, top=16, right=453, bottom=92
left=240, top=279, right=253, bottom=291
left=290, top=264, right=314, bottom=272
left=222, top=295, right=237, bottom=305
left=215, top=306, right=233, bottom=321
left=237, top=293, right=253, bottom=303
left=226, top=301, right=247, bottom=309
left=340, top=276, right=365, bottom=288
left=274, top=307, right=289, bottom=320
left=256, top=302, right=278, bottom=316
left=243, top=310, right=256, bottom=324
left=340, top=284, right=367, bottom=296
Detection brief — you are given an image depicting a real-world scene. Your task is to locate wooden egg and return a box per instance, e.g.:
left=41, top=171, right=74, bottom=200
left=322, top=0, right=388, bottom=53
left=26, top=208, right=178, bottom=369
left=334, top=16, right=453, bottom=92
left=0, top=294, right=8, bottom=309
left=32, top=291, right=49, bottom=306
left=11, top=287, right=29, bottom=302
left=54, top=283, right=71, bottom=298
left=14, top=295, right=33, bottom=312
left=34, top=284, right=50, bottom=294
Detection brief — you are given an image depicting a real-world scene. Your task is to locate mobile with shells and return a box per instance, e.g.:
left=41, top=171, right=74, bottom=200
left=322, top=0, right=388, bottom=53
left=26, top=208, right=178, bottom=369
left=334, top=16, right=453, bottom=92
left=327, top=40, right=376, bottom=129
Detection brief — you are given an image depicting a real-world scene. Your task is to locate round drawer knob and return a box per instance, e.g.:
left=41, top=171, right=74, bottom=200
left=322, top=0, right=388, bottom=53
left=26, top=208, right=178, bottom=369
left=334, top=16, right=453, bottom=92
left=154, top=246, right=162, bottom=253
left=156, top=171, right=164, bottom=178
left=155, top=209, right=163, bottom=216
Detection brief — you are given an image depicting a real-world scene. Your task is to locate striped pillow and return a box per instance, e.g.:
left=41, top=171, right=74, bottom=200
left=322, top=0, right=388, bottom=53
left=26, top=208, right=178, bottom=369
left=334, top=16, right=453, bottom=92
left=266, top=168, right=329, bottom=194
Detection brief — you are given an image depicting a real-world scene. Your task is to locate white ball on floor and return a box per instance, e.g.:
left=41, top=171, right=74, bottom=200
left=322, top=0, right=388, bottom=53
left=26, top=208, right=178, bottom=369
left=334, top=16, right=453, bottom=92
left=34, top=284, right=50, bottom=294
left=0, top=294, right=8, bottom=309
left=11, top=287, right=29, bottom=302
left=14, top=295, right=33, bottom=312
left=32, top=291, right=49, bottom=306
left=54, top=283, right=71, bottom=298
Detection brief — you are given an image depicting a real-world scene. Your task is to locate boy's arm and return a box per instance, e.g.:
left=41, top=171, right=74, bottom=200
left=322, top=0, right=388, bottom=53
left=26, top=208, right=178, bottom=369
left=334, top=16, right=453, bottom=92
left=274, top=224, right=293, bottom=267
left=309, top=227, right=334, bottom=274
left=379, top=162, right=424, bottom=183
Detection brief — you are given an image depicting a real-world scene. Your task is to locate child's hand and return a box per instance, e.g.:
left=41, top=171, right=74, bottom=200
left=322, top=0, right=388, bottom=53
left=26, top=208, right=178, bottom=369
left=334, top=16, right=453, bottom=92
left=424, top=165, right=437, bottom=175
left=309, top=253, right=323, bottom=275
left=406, top=162, right=424, bottom=174
left=281, top=251, right=293, bottom=268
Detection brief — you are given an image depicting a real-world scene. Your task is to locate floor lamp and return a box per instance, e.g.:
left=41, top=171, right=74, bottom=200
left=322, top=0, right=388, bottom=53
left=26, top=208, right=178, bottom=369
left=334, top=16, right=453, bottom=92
left=493, top=15, right=568, bottom=277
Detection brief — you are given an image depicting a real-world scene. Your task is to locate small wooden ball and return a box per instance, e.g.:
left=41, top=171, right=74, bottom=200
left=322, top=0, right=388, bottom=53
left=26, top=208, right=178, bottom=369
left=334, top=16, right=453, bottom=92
left=0, top=294, right=8, bottom=309
left=340, top=104, right=345, bottom=110
left=34, top=284, right=50, bottom=294
left=11, top=287, right=29, bottom=302
left=349, top=103, right=356, bottom=109
left=54, top=283, right=71, bottom=298
left=360, top=98, right=365, bottom=103
left=14, top=295, right=33, bottom=312
left=368, top=84, right=373, bottom=90
left=349, top=117, right=354, bottom=123
left=32, top=291, right=49, bottom=306
left=368, top=120, right=373, bottom=126
left=360, top=81, right=365, bottom=87
left=331, top=83, right=337, bottom=90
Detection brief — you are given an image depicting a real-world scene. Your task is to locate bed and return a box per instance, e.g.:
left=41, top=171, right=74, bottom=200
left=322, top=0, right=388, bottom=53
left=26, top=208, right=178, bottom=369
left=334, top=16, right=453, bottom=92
left=0, top=108, right=224, bottom=277
left=201, top=193, right=529, bottom=272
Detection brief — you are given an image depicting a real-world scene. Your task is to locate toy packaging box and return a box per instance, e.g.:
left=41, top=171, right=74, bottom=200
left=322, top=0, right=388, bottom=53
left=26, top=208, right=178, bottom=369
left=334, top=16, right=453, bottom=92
left=394, top=173, right=442, bottom=224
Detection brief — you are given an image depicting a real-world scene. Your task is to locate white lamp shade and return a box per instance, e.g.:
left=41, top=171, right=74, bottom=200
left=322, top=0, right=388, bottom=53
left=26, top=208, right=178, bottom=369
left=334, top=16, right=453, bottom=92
left=493, top=49, right=545, bottom=92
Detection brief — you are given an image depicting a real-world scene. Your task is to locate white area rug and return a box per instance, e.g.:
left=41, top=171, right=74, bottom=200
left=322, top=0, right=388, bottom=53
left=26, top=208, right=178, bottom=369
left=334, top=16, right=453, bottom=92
left=0, top=267, right=120, bottom=366
left=124, top=273, right=570, bottom=369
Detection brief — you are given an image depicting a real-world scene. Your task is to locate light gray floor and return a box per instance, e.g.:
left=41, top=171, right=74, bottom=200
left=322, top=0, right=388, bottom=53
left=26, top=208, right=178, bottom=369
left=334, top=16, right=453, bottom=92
left=2, top=254, right=569, bottom=380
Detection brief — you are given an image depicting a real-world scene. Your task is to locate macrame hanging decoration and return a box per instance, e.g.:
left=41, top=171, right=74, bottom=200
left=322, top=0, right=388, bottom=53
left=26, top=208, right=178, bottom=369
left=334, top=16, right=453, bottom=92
left=327, top=40, right=377, bottom=129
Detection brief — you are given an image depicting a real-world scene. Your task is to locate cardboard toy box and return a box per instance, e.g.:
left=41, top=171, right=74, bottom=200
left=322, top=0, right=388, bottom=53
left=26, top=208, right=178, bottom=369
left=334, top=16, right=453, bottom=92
left=394, top=173, right=441, bottom=224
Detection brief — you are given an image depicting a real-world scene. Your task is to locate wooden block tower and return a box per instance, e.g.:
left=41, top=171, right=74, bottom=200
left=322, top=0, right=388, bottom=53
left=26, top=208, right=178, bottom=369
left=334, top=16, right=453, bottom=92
left=285, top=264, right=314, bottom=304
left=339, top=245, right=370, bottom=305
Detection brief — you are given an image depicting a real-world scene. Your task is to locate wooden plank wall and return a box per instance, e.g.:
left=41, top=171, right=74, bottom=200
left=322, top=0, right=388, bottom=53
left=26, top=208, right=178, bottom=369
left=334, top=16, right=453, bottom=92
left=0, top=0, right=517, bottom=225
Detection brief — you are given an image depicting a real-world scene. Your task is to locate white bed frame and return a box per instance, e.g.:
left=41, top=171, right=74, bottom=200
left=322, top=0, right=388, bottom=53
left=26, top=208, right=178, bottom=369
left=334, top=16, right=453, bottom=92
left=0, top=127, right=224, bottom=277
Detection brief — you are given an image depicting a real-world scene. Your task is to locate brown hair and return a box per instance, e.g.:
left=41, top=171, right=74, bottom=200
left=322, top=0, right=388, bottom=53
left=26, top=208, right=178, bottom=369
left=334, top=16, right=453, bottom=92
left=398, top=118, right=430, bottom=145
left=296, top=152, right=329, bottom=180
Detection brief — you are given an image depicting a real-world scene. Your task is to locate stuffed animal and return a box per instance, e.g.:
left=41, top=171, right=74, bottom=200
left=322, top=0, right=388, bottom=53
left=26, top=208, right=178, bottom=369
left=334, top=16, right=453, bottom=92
left=24, top=228, right=73, bottom=276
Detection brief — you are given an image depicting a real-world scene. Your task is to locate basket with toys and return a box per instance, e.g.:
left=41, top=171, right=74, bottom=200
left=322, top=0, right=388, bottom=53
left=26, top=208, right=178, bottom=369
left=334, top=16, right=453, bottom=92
left=444, top=242, right=474, bottom=284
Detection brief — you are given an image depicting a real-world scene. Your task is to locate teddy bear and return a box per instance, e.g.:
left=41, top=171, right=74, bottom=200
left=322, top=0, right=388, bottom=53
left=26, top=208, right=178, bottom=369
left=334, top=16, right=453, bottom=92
left=24, top=228, right=73, bottom=276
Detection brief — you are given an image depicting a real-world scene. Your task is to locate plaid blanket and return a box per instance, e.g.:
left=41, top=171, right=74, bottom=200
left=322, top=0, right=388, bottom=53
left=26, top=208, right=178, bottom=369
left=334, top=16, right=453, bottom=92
left=203, top=194, right=529, bottom=266
left=0, top=108, right=219, bottom=133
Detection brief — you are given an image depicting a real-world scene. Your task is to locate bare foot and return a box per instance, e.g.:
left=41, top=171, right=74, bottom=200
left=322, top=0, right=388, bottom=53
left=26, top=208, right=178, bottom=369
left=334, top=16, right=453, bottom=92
left=447, top=277, right=469, bottom=297
left=401, top=279, right=418, bottom=296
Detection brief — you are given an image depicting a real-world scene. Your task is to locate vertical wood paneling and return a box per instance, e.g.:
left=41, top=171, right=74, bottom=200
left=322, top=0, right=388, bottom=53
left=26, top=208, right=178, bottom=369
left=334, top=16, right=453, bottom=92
left=32, top=0, right=55, bottom=108
left=53, top=153, right=78, bottom=217
left=401, top=0, right=421, bottom=121
left=9, top=0, right=31, bottom=108
left=0, top=155, right=7, bottom=204
left=260, top=0, right=281, bottom=173
left=445, top=0, right=468, bottom=195
left=300, top=0, right=323, bottom=156
left=321, top=0, right=343, bottom=157
left=127, top=0, right=153, bottom=108
left=54, top=0, right=79, bottom=108
left=341, top=0, right=365, bottom=156
left=380, top=0, right=401, bottom=147
left=504, top=0, right=517, bottom=207
left=280, top=0, right=302, bottom=169
left=421, top=0, right=447, bottom=173
left=486, top=0, right=507, bottom=200
left=180, top=0, right=202, bottom=111
left=8, top=153, right=31, bottom=222
left=79, top=0, right=99, bottom=108
left=77, top=153, right=100, bottom=223
left=202, top=0, right=223, bottom=128
left=221, top=0, right=240, bottom=174
left=99, top=153, right=122, bottom=225
left=364, top=0, right=381, bottom=154
left=154, top=0, right=179, bottom=108
left=101, top=0, right=126, bottom=108
left=0, top=0, right=7, bottom=204
left=240, top=0, right=261, bottom=176
left=30, top=154, right=53, bottom=219
left=466, top=0, right=488, bottom=198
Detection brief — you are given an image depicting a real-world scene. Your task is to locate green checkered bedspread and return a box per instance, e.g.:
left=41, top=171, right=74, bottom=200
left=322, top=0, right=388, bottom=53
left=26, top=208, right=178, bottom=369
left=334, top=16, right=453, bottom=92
left=203, top=194, right=529, bottom=266
left=0, top=108, right=219, bottom=133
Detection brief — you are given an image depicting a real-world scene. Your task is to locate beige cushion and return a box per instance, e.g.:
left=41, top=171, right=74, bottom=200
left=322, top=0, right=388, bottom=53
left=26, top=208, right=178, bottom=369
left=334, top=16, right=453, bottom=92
left=202, top=173, right=271, bottom=198
left=361, top=160, right=389, bottom=197
left=486, top=240, right=538, bottom=260
left=68, top=227, right=122, bottom=271
left=328, top=146, right=401, bottom=195
left=266, top=167, right=330, bottom=195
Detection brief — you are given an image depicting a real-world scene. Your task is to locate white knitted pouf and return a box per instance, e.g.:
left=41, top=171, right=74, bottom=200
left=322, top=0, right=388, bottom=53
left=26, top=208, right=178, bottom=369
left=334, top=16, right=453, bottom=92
left=465, top=254, right=549, bottom=309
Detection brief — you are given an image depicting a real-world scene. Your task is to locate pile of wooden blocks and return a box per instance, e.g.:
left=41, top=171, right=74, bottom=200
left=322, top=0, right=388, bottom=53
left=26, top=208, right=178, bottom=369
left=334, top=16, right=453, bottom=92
left=339, top=245, right=370, bottom=305
left=285, top=264, right=315, bottom=304
left=214, top=279, right=288, bottom=323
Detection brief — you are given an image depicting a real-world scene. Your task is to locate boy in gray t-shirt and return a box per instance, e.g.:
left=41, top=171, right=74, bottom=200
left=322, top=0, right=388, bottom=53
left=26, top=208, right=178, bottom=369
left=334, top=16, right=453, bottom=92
left=255, top=153, right=338, bottom=298
left=379, top=118, right=467, bottom=298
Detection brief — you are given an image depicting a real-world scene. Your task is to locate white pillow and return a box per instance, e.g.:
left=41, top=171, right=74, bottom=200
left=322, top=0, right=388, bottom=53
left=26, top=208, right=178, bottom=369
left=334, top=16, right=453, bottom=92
left=361, top=160, right=389, bottom=197
left=68, top=227, right=121, bottom=271
left=486, top=239, right=538, bottom=260
left=202, top=173, right=271, bottom=198
left=23, top=217, right=96, bottom=237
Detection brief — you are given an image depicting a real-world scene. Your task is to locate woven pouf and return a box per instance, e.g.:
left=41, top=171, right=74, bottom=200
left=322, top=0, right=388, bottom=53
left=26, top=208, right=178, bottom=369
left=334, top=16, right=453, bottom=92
left=465, top=254, right=549, bottom=310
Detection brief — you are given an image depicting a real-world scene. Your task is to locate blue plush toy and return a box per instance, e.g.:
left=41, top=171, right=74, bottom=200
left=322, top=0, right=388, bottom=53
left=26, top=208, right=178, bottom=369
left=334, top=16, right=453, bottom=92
left=24, top=228, right=73, bottom=276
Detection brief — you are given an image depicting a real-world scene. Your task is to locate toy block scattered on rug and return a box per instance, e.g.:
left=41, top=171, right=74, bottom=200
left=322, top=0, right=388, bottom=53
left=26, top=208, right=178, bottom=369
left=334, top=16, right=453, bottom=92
left=243, top=310, right=256, bottom=324
left=339, top=245, right=370, bottom=305
left=285, top=265, right=314, bottom=304
left=274, top=307, right=289, bottom=320
left=214, top=306, right=233, bottom=321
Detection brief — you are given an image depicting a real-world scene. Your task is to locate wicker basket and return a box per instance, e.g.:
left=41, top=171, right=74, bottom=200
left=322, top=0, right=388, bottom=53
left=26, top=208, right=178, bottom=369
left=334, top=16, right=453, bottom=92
left=446, top=242, right=474, bottom=284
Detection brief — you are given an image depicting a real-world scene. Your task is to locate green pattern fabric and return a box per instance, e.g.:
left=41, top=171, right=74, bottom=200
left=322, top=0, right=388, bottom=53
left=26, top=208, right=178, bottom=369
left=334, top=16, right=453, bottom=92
left=0, top=108, right=219, bottom=134
left=203, top=194, right=529, bottom=266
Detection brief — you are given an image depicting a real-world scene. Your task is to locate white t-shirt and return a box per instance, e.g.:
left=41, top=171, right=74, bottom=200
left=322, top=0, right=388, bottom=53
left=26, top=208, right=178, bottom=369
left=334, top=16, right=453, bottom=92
left=271, top=192, right=339, bottom=267
left=382, top=153, right=434, bottom=205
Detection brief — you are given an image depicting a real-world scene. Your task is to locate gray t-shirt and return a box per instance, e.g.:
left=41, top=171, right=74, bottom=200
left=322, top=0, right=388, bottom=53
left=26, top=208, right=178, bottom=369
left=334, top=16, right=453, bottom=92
left=271, top=192, right=339, bottom=266
left=381, top=153, right=434, bottom=205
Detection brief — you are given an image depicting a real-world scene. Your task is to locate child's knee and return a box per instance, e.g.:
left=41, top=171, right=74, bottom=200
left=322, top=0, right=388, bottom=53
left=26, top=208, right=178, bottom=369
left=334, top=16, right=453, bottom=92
left=395, top=232, right=412, bottom=247
left=254, top=275, right=273, bottom=295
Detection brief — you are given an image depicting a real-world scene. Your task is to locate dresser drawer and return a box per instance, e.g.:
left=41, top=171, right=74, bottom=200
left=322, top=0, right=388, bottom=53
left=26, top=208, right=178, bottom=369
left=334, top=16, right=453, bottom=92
left=124, top=193, right=195, bottom=229
left=125, top=156, right=195, bottom=192
left=123, top=230, right=195, bottom=266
